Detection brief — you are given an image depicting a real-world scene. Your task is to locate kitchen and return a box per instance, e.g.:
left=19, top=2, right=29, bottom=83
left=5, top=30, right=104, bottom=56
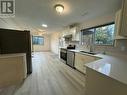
left=51, top=0, right=127, bottom=94
left=0, top=0, right=127, bottom=95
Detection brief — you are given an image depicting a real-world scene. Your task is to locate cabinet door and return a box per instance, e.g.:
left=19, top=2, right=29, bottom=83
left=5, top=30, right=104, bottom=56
left=115, top=9, right=127, bottom=39
left=82, top=55, right=96, bottom=73
left=62, top=28, right=70, bottom=37
left=70, top=27, right=80, bottom=41
left=75, top=30, right=80, bottom=41
left=120, top=0, right=127, bottom=36
left=75, top=53, right=85, bottom=73
left=70, top=27, right=76, bottom=40
left=115, top=10, right=122, bottom=36
left=75, top=53, right=97, bottom=74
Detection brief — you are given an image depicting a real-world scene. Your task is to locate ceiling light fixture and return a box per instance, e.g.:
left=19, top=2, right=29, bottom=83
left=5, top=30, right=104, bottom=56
left=42, top=24, right=48, bottom=28
left=54, top=4, right=64, bottom=14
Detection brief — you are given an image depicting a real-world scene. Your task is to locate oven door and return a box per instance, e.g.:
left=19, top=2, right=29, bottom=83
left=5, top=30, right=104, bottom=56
left=60, top=49, right=67, bottom=63
left=60, top=52, right=67, bottom=60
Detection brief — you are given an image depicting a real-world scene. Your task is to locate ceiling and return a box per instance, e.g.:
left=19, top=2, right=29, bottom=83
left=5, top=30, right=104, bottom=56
left=0, top=0, right=121, bottom=33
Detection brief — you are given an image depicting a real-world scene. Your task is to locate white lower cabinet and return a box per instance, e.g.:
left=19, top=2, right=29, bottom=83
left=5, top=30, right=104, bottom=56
left=75, top=53, right=99, bottom=74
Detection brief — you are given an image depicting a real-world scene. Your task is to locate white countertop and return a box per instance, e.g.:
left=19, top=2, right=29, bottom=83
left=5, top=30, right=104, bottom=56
left=68, top=49, right=127, bottom=85
left=85, top=54, right=127, bottom=85
left=68, top=49, right=100, bottom=58
left=0, top=53, right=26, bottom=58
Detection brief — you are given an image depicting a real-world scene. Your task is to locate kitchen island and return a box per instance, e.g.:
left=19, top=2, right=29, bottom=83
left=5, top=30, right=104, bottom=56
left=0, top=53, right=27, bottom=87
left=85, top=54, right=127, bottom=95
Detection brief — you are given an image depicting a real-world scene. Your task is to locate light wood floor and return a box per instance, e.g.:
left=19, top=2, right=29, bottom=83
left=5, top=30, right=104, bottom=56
left=0, top=52, right=86, bottom=95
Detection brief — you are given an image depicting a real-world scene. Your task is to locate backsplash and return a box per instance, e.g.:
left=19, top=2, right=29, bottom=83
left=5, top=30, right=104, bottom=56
left=65, top=39, right=127, bottom=56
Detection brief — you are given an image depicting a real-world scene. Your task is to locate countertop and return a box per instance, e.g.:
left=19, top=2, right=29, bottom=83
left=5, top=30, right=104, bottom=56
left=68, top=49, right=127, bottom=85
left=85, top=54, right=127, bottom=85
left=68, top=49, right=101, bottom=58
left=0, top=53, right=26, bottom=58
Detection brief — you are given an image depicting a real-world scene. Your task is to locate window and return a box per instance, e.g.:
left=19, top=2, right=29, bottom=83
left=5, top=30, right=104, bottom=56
left=81, top=23, right=115, bottom=46
left=81, top=29, right=95, bottom=46
left=95, top=24, right=115, bottom=45
left=32, top=36, right=44, bottom=45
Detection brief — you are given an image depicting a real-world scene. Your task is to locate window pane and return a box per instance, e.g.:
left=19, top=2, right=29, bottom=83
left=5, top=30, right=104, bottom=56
left=95, top=24, right=115, bottom=45
left=81, top=29, right=94, bottom=45
left=32, top=36, right=44, bottom=45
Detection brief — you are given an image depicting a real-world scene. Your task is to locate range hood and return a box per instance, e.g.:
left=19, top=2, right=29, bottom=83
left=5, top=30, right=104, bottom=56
left=63, top=34, right=72, bottom=38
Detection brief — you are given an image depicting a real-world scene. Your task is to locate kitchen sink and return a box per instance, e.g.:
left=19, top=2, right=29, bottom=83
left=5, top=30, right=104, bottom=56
left=80, top=51, right=96, bottom=55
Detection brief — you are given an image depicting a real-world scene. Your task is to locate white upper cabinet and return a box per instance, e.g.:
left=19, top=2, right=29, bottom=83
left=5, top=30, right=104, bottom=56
left=70, top=27, right=80, bottom=41
left=60, top=25, right=80, bottom=41
left=115, top=9, right=127, bottom=39
left=61, top=28, right=70, bottom=37
left=119, top=0, right=127, bottom=36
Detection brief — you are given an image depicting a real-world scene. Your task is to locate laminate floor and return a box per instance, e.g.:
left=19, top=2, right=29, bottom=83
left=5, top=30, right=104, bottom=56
left=0, top=52, right=86, bottom=95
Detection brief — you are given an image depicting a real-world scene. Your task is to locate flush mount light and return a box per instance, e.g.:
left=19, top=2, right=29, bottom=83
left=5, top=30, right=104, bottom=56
left=42, top=24, right=48, bottom=28
left=54, top=4, right=64, bottom=14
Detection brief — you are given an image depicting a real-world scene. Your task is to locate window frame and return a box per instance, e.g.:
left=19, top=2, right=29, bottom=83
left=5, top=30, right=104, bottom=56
left=32, top=36, right=44, bottom=45
left=81, top=22, right=115, bottom=46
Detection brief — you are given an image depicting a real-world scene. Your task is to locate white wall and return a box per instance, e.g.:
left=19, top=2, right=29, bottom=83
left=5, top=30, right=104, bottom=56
left=33, top=34, right=51, bottom=52
left=79, top=14, right=115, bottom=30
left=50, top=32, right=60, bottom=54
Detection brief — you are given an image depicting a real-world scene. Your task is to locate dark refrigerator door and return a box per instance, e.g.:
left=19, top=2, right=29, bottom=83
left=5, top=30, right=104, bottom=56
left=0, top=30, right=27, bottom=53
